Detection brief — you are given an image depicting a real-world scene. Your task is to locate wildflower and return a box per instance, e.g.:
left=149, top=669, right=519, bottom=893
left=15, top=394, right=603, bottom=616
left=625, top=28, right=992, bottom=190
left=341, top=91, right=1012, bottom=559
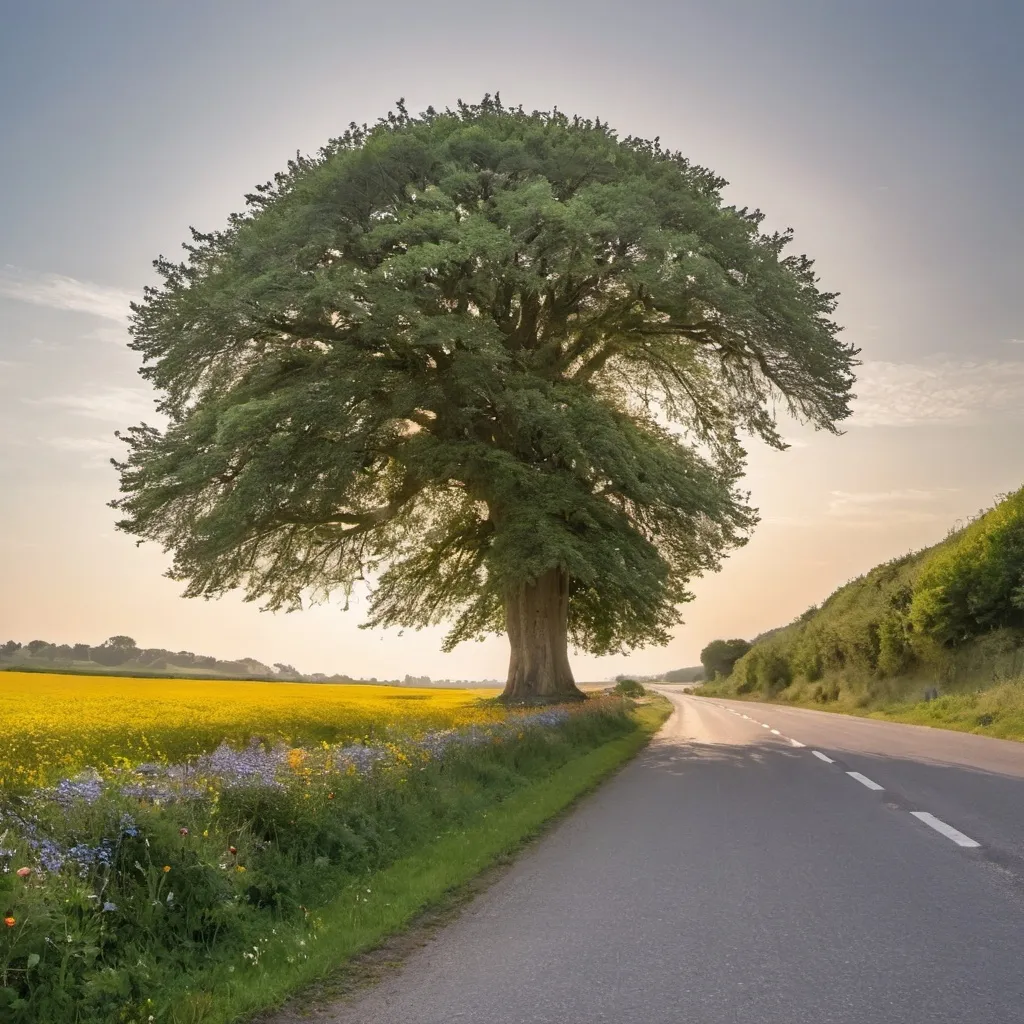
left=179, top=827, right=189, bottom=836
left=228, top=845, right=237, bottom=855
left=162, top=865, right=171, bottom=873
left=67, top=841, right=114, bottom=873
left=236, top=865, right=246, bottom=873
left=327, top=792, right=335, bottom=800
left=3, top=917, right=14, bottom=928
left=52, top=774, right=104, bottom=808
left=102, top=902, right=117, bottom=912
left=16, top=867, right=31, bottom=878
left=36, top=840, right=65, bottom=874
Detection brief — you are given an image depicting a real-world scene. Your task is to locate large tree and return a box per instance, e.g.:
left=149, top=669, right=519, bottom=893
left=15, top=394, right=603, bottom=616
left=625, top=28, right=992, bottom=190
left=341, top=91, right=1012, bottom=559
left=113, top=97, right=856, bottom=704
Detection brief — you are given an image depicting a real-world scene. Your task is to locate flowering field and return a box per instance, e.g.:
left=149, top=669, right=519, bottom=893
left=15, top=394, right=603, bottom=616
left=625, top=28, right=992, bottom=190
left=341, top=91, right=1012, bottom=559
left=0, top=669, right=636, bottom=1023
left=0, top=671, right=501, bottom=789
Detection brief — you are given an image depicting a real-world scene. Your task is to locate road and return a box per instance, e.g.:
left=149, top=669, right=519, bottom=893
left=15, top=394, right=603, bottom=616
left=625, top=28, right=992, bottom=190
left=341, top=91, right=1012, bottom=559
left=305, top=689, right=1024, bottom=1024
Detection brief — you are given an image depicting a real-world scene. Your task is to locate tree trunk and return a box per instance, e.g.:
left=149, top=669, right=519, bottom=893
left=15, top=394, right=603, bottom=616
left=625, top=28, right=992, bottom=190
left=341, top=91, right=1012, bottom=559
left=501, top=568, right=586, bottom=704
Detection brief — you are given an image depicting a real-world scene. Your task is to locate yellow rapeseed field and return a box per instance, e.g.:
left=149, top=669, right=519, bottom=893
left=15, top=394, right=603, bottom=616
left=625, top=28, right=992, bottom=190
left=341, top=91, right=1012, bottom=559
left=0, top=671, right=502, bottom=789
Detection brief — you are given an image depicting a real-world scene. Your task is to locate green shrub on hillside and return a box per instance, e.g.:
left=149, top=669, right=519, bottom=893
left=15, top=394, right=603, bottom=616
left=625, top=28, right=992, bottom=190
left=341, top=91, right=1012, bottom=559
left=876, top=612, right=914, bottom=676
left=720, top=488, right=1024, bottom=704
left=910, top=488, right=1024, bottom=645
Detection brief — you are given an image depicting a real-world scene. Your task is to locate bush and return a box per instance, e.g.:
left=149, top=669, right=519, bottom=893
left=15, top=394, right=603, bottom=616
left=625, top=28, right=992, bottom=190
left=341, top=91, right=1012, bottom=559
left=910, top=488, right=1024, bottom=645
left=876, top=613, right=913, bottom=677
left=613, top=678, right=646, bottom=697
left=700, top=639, right=751, bottom=680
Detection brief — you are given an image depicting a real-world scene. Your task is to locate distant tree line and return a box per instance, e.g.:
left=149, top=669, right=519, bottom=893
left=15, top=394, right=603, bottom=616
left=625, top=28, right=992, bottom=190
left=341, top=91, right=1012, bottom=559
left=607, top=666, right=707, bottom=683
left=662, top=666, right=707, bottom=683
left=0, top=635, right=413, bottom=685
left=651, top=644, right=752, bottom=685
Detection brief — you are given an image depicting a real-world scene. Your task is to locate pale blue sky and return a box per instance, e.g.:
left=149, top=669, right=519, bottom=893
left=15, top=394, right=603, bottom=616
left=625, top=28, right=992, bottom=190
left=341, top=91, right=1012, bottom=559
left=2, top=1, right=1022, bottom=678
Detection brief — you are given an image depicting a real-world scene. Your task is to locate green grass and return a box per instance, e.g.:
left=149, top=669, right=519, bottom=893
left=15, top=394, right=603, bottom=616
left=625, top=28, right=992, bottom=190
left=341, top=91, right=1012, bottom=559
left=698, top=679, right=1024, bottom=742
left=866, top=680, right=1024, bottom=740
left=160, top=698, right=670, bottom=1024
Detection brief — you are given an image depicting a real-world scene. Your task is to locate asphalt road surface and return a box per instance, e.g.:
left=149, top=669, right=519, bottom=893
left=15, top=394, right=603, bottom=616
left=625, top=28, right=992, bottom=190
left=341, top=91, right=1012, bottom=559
left=309, top=689, right=1024, bottom=1024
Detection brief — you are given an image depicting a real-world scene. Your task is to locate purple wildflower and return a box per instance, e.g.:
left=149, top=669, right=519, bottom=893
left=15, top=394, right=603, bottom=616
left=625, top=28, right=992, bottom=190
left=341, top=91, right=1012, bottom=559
left=192, top=740, right=286, bottom=789
left=51, top=774, right=105, bottom=808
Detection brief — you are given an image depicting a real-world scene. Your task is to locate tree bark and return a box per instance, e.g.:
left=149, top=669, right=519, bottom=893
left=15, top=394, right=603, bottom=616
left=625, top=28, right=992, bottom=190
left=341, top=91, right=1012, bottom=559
left=501, top=568, right=586, bottom=704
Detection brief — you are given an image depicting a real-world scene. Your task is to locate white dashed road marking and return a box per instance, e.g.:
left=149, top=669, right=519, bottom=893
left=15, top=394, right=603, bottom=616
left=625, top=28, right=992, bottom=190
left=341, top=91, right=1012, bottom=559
left=708, top=704, right=802, bottom=753
left=687, top=694, right=986, bottom=852
left=910, top=812, right=981, bottom=848
left=847, top=771, right=884, bottom=791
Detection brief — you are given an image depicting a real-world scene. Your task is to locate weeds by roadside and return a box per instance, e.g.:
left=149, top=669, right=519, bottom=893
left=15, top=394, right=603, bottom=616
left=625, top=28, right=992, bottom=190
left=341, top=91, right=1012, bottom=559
left=0, top=697, right=653, bottom=1023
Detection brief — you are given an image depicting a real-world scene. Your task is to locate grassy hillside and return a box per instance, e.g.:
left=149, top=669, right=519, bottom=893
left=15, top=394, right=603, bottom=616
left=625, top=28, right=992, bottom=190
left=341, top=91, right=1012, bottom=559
left=700, top=487, right=1024, bottom=740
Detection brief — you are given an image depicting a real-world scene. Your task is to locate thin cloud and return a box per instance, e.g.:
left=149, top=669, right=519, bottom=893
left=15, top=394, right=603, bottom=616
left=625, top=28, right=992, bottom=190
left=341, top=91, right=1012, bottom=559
left=828, top=489, right=939, bottom=509
left=766, top=489, right=953, bottom=530
left=86, top=323, right=131, bottom=347
left=825, top=487, right=955, bottom=528
left=853, top=359, right=1024, bottom=427
left=33, top=386, right=159, bottom=423
left=28, top=337, right=69, bottom=351
left=0, top=270, right=135, bottom=323
left=764, top=508, right=942, bottom=529
left=46, top=435, right=121, bottom=453
left=44, top=434, right=123, bottom=469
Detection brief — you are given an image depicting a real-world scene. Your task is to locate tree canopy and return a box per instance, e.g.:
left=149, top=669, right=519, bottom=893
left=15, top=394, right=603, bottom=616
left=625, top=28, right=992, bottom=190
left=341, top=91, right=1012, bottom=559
left=700, top=638, right=753, bottom=680
left=113, top=96, right=856, bottom=701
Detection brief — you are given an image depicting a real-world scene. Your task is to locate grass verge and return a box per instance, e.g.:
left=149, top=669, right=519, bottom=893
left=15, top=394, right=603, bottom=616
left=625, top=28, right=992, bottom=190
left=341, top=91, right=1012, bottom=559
left=698, top=680, right=1024, bottom=742
left=865, top=680, right=1024, bottom=740
left=166, top=698, right=670, bottom=1023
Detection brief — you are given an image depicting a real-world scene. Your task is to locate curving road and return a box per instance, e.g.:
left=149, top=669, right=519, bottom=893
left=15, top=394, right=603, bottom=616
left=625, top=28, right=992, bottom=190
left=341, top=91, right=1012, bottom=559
left=305, top=689, right=1024, bottom=1024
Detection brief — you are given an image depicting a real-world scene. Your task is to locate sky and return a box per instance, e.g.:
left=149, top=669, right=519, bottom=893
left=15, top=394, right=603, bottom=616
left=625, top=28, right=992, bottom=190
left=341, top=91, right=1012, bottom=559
left=2, top=0, right=1023, bottom=681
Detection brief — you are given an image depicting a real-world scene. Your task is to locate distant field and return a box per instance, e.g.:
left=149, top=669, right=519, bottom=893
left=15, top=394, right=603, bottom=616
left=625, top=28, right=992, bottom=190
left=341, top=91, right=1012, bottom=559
left=0, top=670, right=502, bottom=788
